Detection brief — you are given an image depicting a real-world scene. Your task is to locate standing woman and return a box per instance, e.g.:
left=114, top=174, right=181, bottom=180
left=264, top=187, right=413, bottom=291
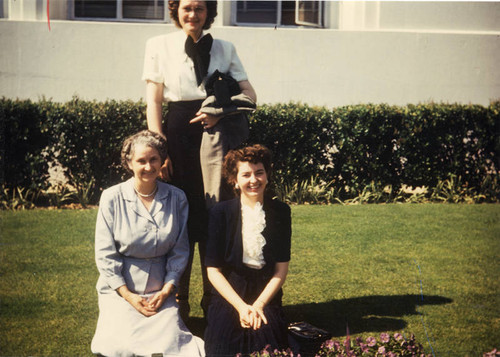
left=142, top=0, right=257, bottom=317
left=91, top=130, right=204, bottom=356
left=204, top=145, right=294, bottom=356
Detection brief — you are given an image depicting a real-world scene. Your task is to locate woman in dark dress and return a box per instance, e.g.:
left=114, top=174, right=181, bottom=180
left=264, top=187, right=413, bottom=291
left=204, top=145, right=293, bottom=356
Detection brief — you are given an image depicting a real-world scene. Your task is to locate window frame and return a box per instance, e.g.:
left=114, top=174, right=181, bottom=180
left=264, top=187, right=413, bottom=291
left=69, top=0, right=170, bottom=23
left=231, top=0, right=324, bottom=28
left=295, top=0, right=323, bottom=28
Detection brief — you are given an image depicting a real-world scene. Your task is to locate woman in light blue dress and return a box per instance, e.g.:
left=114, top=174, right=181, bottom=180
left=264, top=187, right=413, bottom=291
left=91, top=130, right=204, bottom=357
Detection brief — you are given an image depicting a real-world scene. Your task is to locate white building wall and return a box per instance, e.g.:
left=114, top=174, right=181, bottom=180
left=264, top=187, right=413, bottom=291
left=0, top=1, right=499, bottom=107
left=376, top=1, right=500, bottom=32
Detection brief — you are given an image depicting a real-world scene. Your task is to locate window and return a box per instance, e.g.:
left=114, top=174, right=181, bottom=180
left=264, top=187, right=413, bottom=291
left=73, top=0, right=166, bottom=21
left=295, top=0, right=322, bottom=27
left=234, top=0, right=323, bottom=27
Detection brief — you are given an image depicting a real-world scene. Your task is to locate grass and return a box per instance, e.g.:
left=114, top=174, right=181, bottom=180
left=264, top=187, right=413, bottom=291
left=0, top=204, right=499, bottom=356
left=283, top=204, right=499, bottom=356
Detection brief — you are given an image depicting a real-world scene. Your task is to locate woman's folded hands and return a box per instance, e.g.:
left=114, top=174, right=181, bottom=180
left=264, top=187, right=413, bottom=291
left=147, top=282, right=175, bottom=312
left=117, top=282, right=175, bottom=317
left=237, top=301, right=268, bottom=330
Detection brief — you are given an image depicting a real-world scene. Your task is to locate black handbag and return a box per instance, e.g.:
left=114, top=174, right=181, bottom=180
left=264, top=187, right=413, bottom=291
left=288, top=321, right=331, bottom=341
left=288, top=321, right=332, bottom=355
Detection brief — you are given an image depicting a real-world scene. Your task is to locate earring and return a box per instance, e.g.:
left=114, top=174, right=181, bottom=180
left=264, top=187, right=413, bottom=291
left=235, top=183, right=239, bottom=189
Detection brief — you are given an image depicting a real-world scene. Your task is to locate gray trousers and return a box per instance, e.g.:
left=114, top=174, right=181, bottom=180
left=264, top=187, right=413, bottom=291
left=200, top=113, right=249, bottom=209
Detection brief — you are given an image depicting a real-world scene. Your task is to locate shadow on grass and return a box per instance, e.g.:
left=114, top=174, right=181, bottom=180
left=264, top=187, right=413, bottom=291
left=283, top=294, right=453, bottom=337
left=183, top=294, right=452, bottom=357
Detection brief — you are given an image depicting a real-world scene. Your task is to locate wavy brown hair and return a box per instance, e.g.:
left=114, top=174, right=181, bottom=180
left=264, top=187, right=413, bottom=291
left=168, top=0, right=218, bottom=30
left=223, top=144, right=273, bottom=188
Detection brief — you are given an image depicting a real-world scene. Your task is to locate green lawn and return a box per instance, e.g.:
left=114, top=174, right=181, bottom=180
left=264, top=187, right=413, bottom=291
left=1, top=204, right=498, bottom=356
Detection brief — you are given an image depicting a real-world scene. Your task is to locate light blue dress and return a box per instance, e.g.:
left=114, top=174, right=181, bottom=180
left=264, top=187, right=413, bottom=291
left=91, top=178, right=204, bottom=357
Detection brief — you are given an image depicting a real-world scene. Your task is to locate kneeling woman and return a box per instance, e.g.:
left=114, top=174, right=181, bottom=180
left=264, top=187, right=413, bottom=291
left=91, top=130, right=204, bottom=357
left=204, top=144, right=293, bottom=356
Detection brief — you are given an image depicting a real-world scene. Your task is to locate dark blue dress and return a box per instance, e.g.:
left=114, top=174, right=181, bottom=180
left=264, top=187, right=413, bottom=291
left=204, top=197, right=292, bottom=357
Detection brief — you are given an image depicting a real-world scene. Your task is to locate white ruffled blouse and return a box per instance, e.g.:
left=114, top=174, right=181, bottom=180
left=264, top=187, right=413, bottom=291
left=241, top=202, right=267, bottom=269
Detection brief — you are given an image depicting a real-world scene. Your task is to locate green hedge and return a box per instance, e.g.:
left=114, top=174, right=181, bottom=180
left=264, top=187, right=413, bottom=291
left=1, top=97, right=148, bottom=203
left=46, top=98, right=148, bottom=202
left=1, top=99, right=53, bottom=190
left=1, top=98, right=498, bottom=203
left=249, top=102, right=499, bottom=199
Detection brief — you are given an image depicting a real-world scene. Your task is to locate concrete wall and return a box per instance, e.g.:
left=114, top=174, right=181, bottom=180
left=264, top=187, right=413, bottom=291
left=1, top=19, right=499, bottom=107
left=376, top=1, right=500, bottom=32
left=338, top=1, right=500, bottom=32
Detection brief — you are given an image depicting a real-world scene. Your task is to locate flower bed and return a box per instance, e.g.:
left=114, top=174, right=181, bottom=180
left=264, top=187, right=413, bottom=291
left=316, top=333, right=431, bottom=357
left=247, top=333, right=432, bottom=357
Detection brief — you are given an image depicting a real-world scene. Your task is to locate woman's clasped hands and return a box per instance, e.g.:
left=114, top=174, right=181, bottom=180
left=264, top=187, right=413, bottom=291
left=237, top=300, right=268, bottom=330
left=118, top=283, right=175, bottom=317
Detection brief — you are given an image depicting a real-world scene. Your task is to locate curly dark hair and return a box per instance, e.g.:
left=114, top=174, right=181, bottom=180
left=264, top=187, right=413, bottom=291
left=121, top=130, right=168, bottom=173
left=168, top=0, right=218, bottom=30
left=223, top=144, right=273, bottom=187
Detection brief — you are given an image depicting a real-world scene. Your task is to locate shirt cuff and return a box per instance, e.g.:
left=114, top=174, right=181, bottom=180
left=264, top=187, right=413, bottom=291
left=141, top=72, right=163, bottom=83
left=204, top=256, right=222, bottom=268
left=230, top=71, right=248, bottom=83
left=107, top=275, right=127, bottom=291
left=164, top=272, right=180, bottom=287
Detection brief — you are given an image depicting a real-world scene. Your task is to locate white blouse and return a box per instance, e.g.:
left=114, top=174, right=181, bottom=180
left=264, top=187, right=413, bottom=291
left=142, top=30, right=248, bottom=103
left=241, top=202, right=266, bottom=269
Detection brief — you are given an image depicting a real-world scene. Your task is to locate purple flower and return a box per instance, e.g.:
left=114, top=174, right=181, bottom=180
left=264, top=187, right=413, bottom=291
left=359, top=343, right=369, bottom=353
left=394, top=333, right=404, bottom=342
left=378, top=346, right=386, bottom=354
left=366, top=336, right=377, bottom=347
left=324, top=340, right=334, bottom=349
left=387, top=352, right=397, bottom=357
left=380, top=333, right=390, bottom=343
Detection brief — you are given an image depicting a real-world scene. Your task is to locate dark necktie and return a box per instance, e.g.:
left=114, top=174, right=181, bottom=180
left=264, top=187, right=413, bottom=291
left=185, top=33, right=213, bottom=86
